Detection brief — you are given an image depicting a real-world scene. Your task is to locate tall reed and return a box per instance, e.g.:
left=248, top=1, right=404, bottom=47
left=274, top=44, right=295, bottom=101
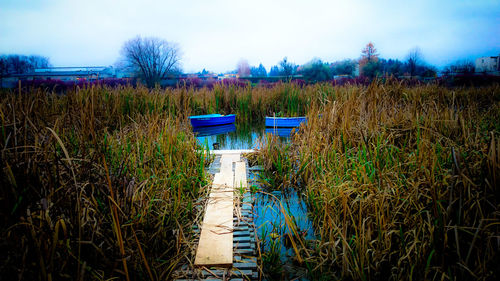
left=0, top=85, right=208, bottom=280
left=2, top=81, right=498, bottom=280
left=0, top=81, right=321, bottom=280
left=255, top=82, right=500, bottom=280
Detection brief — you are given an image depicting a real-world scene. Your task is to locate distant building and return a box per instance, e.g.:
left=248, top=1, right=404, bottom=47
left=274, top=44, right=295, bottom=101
left=333, top=74, right=352, bottom=80
left=8, top=66, right=115, bottom=82
left=219, top=73, right=238, bottom=80
left=186, top=73, right=217, bottom=80
left=1, top=66, right=124, bottom=87
left=475, top=55, right=500, bottom=73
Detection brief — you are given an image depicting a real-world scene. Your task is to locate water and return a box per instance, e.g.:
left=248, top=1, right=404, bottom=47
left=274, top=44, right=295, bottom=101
left=194, top=123, right=313, bottom=278
left=254, top=189, right=316, bottom=251
left=249, top=172, right=316, bottom=279
left=193, top=123, right=298, bottom=150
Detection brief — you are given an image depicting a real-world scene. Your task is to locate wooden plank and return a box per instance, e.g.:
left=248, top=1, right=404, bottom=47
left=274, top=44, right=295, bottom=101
left=194, top=154, right=238, bottom=267
left=197, top=149, right=254, bottom=156
left=211, top=170, right=233, bottom=193
left=234, top=161, right=247, bottom=189
left=195, top=175, right=234, bottom=266
left=233, top=262, right=258, bottom=269
left=211, top=149, right=255, bottom=155
left=221, top=153, right=240, bottom=164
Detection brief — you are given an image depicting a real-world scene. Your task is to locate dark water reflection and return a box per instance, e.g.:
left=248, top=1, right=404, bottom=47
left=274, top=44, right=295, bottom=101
left=250, top=169, right=316, bottom=280
left=194, top=123, right=296, bottom=150
left=254, top=189, right=316, bottom=251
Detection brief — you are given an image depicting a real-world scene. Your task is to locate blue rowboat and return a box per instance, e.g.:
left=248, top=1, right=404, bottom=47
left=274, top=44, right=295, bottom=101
left=189, top=114, right=236, bottom=127
left=192, top=123, right=236, bottom=137
left=265, top=127, right=298, bottom=138
left=265, top=116, right=307, bottom=128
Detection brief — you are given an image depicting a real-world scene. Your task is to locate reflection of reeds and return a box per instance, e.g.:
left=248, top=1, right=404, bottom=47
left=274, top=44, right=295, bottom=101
left=255, top=190, right=310, bottom=279
left=256, top=82, right=500, bottom=280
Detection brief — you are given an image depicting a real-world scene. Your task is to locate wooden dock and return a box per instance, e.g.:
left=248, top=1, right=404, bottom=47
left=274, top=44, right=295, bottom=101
left=194, top=153, right=237, bottom=267
left=173, top=150, right=259, bottom=280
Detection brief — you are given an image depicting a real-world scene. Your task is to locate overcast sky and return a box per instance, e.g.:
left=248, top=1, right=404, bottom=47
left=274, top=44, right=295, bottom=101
left=1, top=0, right=499, bottom=73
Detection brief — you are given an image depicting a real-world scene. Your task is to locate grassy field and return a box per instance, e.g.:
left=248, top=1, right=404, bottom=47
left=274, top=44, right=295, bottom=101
left=1, top=81, right=499, bottom=280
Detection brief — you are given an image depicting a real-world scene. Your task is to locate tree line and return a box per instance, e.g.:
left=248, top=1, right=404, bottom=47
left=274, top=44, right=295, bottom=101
left=237, top=42, right=439, bottom=82
left=119, top=37, right=445, bottom=86
left=0, top=55, right=51, bottom=77
left=0, top=36, right=483, bottom=88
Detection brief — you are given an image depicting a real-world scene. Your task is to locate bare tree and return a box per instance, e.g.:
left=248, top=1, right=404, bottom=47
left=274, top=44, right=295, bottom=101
left=120, top=36, right=181, bottom=87
left=444, top=59, right=475, bottom=75
left=406, top=47, right=422, bottom=77
left=1, top=54, right=50, bottom=87
left=0, top=54, right=50, bottom=74
left=237, top=59, right=250, bottom=77
left=27, top=55, right=50, bottom=70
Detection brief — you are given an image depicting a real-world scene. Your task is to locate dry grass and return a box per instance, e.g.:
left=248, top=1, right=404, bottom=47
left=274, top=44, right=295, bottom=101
left=256, top=82, right=500, bottom=280
left=0, top=81, right=313, bottom=280
left=1, top=81, right=498, bottom=280
left=0, top=85, right=209, bottom=280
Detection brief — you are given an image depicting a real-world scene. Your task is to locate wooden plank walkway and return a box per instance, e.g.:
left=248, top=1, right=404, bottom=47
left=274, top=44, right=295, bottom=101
left=194, top=154, right=239, bottom=267
left=210, top=149, right=255, bottom=155
left=174, top=150, right=259, bottom=280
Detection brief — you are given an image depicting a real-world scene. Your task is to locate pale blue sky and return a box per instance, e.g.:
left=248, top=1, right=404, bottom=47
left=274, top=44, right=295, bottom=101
left=1, top=0, right=499, bottom=73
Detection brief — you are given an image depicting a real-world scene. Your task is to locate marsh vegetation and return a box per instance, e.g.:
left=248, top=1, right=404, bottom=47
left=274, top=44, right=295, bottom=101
left=1, top=81, right=498, bottom=280
left=254, top=82, right=500, bottom=280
